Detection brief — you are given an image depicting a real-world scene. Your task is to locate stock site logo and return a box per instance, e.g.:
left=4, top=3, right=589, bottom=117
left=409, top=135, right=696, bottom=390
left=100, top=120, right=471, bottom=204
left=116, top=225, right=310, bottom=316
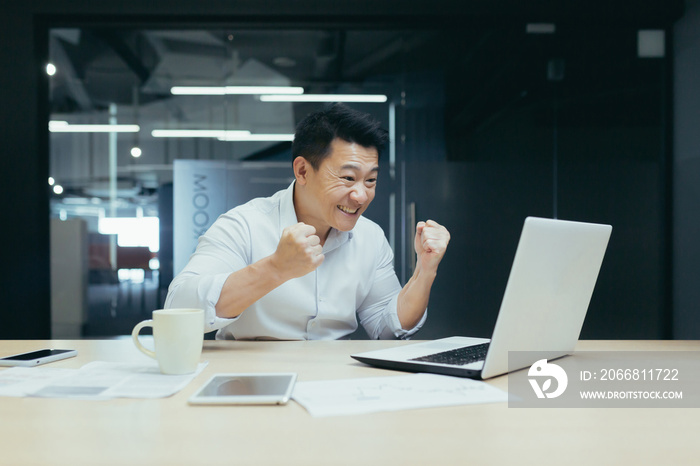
left=528, top=359, right=568, bottom=399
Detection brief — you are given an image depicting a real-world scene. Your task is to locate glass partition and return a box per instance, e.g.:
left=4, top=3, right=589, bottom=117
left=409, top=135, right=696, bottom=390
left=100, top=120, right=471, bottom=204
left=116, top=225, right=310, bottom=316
left=48, top=24, right=668, bottom=339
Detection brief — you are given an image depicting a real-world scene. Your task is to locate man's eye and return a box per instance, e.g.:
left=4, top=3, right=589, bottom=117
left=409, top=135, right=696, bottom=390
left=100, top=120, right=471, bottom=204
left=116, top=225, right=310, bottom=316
left=366, top=178, right=377, bottom=184
left=342, top=176, right=355, bottom=182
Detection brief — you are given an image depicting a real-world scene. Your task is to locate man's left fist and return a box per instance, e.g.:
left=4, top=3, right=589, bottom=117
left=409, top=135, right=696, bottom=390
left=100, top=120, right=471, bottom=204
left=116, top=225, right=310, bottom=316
left=414, top=220, right=450, bottom=272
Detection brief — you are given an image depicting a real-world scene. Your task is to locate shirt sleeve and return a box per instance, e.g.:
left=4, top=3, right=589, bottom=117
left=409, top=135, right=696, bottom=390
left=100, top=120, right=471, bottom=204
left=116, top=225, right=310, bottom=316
left=356, top=234, right=427, bottom=340
left=164, top=211, right=250, bottom=333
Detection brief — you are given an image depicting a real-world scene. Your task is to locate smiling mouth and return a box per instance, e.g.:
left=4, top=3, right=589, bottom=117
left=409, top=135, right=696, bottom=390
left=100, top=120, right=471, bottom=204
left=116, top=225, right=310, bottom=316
left=337, top=205, right=359, bottom=215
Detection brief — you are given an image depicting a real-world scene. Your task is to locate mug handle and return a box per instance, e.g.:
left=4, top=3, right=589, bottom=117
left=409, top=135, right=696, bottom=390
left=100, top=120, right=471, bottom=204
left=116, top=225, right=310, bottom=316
left=132, top=320, right=156, bottom=359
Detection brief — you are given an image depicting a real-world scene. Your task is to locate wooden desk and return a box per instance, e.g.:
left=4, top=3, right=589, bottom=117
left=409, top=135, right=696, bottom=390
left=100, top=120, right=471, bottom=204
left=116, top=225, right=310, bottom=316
left=1, top=339, right=698, bottom=466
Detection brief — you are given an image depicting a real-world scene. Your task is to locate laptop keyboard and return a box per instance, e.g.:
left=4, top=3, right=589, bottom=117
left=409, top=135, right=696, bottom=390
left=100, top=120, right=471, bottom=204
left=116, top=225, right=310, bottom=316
left=409, top=342, right=490, bottom=366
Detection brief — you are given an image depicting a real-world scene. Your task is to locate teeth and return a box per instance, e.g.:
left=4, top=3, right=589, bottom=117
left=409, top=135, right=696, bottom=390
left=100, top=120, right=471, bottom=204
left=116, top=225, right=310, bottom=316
left=338, top=205, right=358, bottom=214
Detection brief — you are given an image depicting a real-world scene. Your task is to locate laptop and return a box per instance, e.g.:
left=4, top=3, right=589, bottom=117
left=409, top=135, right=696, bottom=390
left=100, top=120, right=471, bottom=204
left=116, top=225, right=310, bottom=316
left=352, top=216, right=612, bottom=379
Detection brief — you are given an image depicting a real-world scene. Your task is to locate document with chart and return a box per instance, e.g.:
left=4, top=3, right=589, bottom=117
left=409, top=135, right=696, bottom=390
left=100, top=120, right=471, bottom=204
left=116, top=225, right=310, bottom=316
left=292, top=373, right=508, bottom=417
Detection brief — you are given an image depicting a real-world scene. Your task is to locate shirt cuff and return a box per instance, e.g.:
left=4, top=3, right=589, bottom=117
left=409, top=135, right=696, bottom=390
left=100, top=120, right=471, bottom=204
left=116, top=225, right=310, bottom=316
left=201, top=272, right=240, bottom=333
left=382, top=293, right=428, bottom=340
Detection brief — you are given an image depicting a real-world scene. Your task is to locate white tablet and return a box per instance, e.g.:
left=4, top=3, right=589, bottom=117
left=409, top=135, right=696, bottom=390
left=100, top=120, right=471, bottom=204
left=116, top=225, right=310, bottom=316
left=188, top=373, right=297, bottom=405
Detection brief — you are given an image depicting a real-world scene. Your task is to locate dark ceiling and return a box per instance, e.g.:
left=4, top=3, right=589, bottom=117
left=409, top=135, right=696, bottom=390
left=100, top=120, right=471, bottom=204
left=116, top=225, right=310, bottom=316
left=46, top=3, right=681, bottom=209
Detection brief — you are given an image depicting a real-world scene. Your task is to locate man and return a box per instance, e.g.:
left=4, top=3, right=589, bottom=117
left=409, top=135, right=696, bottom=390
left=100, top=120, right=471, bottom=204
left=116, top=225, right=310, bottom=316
left=165, top=104, right=450, bottom=340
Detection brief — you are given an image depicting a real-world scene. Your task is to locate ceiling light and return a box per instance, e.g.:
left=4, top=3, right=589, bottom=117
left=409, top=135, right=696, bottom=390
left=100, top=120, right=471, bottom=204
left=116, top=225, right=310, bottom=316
left=48, top=177, right=55, bottom=186
left=259, top=94, right=388, bottom=103
left=171, top=86, right=304, bottom=95
left=46, top=63, right=57, bottom=76
left=217, top=133, right=295, bottom=142
left=151, top=129, right=251, bottom=138
left=53, top=185, right=64, bottom=195
left=49, top=121, right=140, bottom=133
left=526, top=23, right=556, bottom=34
left=226, top=86, right=303, bottom=95
left=170, top=87, right=226, bottom=95
left=130, top=147, right=142, bottom=158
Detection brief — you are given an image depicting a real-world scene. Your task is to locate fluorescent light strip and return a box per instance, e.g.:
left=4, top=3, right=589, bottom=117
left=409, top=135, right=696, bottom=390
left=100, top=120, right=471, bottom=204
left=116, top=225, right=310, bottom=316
left=526, top=23, right=556, bottom=34
left=151, top=129, right=251, bottom=138
left=218, top=133, right=294, bottom=142
left=226, top=86, right=303, bottom=95
left=171, top=87, right=225, bottom=95
left=260, top=94, right=388, bottom=103
left=49, top=121, right=140, bottom=133
left=171, top=86, right=304, bottom=95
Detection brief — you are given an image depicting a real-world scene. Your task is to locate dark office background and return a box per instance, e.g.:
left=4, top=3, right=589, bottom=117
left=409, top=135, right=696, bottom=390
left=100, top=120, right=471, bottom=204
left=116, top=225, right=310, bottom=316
left=1, top=0, right=698, bottom=340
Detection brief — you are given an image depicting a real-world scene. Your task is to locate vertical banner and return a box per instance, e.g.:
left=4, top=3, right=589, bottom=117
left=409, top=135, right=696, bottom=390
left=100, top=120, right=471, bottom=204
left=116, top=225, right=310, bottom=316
left=173, top=160, right=227, bottom=274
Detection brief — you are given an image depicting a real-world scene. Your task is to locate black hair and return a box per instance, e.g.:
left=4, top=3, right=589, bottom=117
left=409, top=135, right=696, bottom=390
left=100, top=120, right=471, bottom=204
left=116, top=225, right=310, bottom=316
left=291, top=103, right=389, bottom=169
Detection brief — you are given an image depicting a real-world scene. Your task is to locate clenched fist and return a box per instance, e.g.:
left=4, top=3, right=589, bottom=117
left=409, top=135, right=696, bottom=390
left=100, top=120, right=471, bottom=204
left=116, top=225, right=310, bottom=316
left=414, top=220, right=450, bottom=273
left=271, top=222, right=325, bottom=280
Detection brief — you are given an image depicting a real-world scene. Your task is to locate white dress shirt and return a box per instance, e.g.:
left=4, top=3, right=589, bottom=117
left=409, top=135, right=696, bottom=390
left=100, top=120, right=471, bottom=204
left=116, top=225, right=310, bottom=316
left=165, top=182, right=426, bottom=340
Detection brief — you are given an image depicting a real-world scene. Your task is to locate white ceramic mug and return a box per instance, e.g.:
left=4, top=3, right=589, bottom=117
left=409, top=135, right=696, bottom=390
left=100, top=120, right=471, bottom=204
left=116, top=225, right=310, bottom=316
left=132, top=308, right=204, bottom=375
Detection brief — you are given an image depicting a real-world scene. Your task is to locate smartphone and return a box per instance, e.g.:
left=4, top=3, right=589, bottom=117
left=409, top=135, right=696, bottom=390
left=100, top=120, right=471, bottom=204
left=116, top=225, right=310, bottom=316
left=0, top=349, right=78, bottom=367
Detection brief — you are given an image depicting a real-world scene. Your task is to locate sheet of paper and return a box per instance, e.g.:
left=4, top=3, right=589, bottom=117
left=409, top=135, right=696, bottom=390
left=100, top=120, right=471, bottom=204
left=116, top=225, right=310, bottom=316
left=0, top=361, right=207, bottom=400
left=0, top=367, right=73, bottom=397
left=292, top=373, right=508, bottom=417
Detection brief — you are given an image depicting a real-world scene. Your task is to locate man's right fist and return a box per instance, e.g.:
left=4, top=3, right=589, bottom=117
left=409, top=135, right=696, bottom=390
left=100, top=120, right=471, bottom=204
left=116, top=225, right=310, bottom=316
left=271, top=222, right=324, bottom=280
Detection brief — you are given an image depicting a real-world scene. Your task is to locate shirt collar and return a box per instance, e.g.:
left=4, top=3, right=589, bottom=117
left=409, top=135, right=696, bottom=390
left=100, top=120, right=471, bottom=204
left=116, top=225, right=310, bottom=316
left=279, top=181, right=299, bottom=233
left=279, top=181, right=352, bottom=253
left=324, top=227, right=351, bottom=254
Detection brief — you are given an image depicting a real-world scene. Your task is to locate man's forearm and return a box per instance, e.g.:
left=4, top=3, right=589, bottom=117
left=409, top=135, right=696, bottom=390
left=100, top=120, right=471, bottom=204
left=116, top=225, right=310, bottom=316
left=215, top=222, right=325, bottom=319
left=396, top=264, right=436, bottom=329
left=215, top=255, right=287, bottom=318
left=398, top=219, right=449, bottom=330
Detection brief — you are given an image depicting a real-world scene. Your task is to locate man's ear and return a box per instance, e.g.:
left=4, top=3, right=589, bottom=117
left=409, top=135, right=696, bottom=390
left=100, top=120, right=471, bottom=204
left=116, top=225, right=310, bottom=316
left=293, top=156, right=310, bottom=185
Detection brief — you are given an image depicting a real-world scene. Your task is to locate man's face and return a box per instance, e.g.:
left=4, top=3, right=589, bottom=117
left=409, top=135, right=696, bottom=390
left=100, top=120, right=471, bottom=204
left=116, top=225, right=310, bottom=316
left=300, top=138, right=379, bottom=234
